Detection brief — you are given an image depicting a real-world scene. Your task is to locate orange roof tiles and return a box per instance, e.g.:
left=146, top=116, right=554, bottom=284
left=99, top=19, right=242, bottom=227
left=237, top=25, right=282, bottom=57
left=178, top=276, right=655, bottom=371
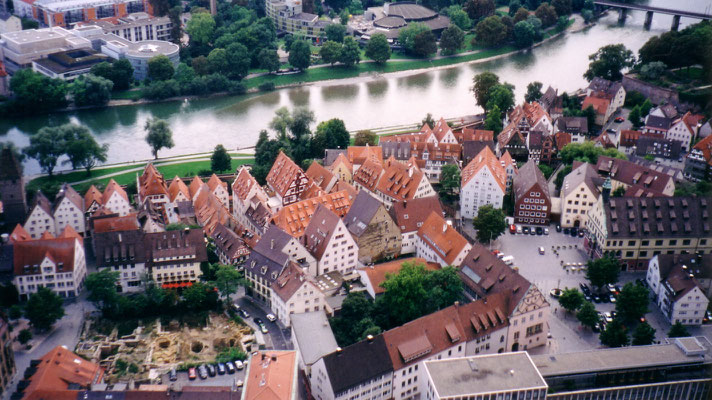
left=207, top=174, right=227, bottom=193
left=58, top=225, right=82, bottom=241
left=328, top=152, right=353, bottom=173
left=84, top=185, right=103, bottom=212
left=23, top=346, right=104, bottom=400
left=271, top=190, right=352, bottom=237
left=243, top=351, right=297, bottom=400
left=193, top=187, right=234, bottom=235
left=461, top=146, right=507, bottom=192
left=266, top=151, right=308, bottom=198
left=233, top=166, right=264, bottom=202
left=330, top=180, right=358, bottom=201
left=359, top=257, right=439, bottom=295
left=13, top=235, right=80, bottom=275
left=347, top=145, right=383, bottom=166
left=9, top=224, right=30, bottom=243
left=417, top=212, right=470, bottom=265
left=138, top=164, right=168, bottom=198
left=692, top=135, right=712, bottom=167
left=375, top=157, right=426, bottom=202
left=353, top=157, right=384, bottom=192
left=456, top=128, right=494, bottom=143
left=305, top=161, right=335, bottom=191
left=189, top=176, right=204, bottom=199
left=432, top=118, right=453, bottom=142
left=553, top=131, right=572, bottom=151
left=93, top=214, right=140, bottom=233
left=168, top=176, right=190, bottom=202
left=103, top=179, right=129, bottom=204
left=582, top=95, right=610, bottom=116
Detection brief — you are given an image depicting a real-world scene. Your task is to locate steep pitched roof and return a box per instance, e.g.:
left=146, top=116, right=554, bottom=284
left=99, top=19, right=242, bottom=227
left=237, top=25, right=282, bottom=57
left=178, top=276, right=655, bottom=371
left=168, top=176, right=190, bottom=202
left=328, top=152, right=353, bottom=172
left=513, top=160, right=549, bottom=202
left=352, top=157, right=384, bottom=192
left=561, top=163, right=600, bottom=200
left=92, top=214, right=140, bottom=233
left=417, top=212, right=470, bottom=265
left=207, top=174, right=227, bottom=193
left=432, top=118, right=453, bottom=142
left=9, top=224, right=30, bottom=243
left=13, top=235, right=80, bottom=275
left=330, top=180, right=358, bottom=200
left=23, top=346, right=104, bottom=399
left=0, top=147, right=22, bottom=180
left=592, top=132, right=616, bottom=149
left=242, top=351, right=297, bottom=400
left=253, top=225, right=294, bottom=265
left=553, top=131, right=572, bottom=150
left=272, top=261, right=315, bottom=302
left=461, top=146, right=506, bottom=193
left=30, top=191, right=53, bottom=216
left=582, top=95, right=610, bottom=116
left=556, top=116, right=588, bottom=135
left=192, top=186, right=233, bottom=235
left=301, top=204, right=342, bottom=260
left=499, top=151, right=516, bottom=171
left=54, top=183, right=83, bottom=212
left=645, top=115, right=672, bottom=130
left=374, top=157, right=427, bottom=202
left=497, top=125, right=526, bottom=150
left=344, top=190, right=383, bottom=237
left=389, top=196, right=444, bottom=233
left=232, top=166, right=265, bottom=202
left=84, top=185, right=103, bottom=211
left=347, top=145, right=383, bottom=166
left=692, top=135, right=712, bottom=166
left=619, top=130, right=642, bottom=147
left=596, top=156, right=674, bottom=196
left=271, top=190, right=352, bottom=237
left=103, top=179, right=129, bottom=204
left=189, top=176, right=204, bottom=199
left=138, top=164, right=168, bottom=198
left=305, top=161, right=335, bottom=191
left=266, top=151, right=307, bottom=198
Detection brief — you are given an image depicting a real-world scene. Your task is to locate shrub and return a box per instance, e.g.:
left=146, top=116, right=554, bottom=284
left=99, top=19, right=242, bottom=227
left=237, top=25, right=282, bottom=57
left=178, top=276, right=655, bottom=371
left=259, top=82, right=276, bottom=91
left=18, top=329, right=32, bottom=344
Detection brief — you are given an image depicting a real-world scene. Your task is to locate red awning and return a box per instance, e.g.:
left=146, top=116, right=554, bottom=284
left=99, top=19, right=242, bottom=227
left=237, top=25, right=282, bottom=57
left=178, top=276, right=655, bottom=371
left=161, top=282, right=194, bottom=289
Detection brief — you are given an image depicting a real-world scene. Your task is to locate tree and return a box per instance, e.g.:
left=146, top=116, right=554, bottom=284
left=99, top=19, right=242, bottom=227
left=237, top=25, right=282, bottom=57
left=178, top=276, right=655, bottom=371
left=581, top=9, right=593, bottom=22
left=475, top=16, right=508, bottom=47
left=422, top=113, right=436, bottom=129
left=556, top=15, right=569, bottom=31
left=439, top=164, right=460, bottom=200
left=192, top=56, right=210, bottom=76
left=225, top=42, right=251, bottom=79
left=211, top=144, right=232, bottom=172
left=558, top=288, right=585, bottom=313
left=449, top=8, right=472, bottom=30
left=330, top=291, right=376, bottom=346
left=320, top=41, right=342, bottom=65
left=583, top=44, right=635, bottom=81
left=354, top=130, right=378, bottom=146
left=91, top=60, right=133, bottom=91
left=85, top=269, right=120, bottom=314
left=23, top=126, right=69, bottom=176
left=551, top=0, right=571, bottom=15
left=525, top=81, right=543, bottom=103
left=534, top=2, right=557, bottom=27
left=486, top=83, right=515, bottom=114
left=313, top=118, right=350, bottom=157
left=289, top=40, right=312, bottom=71
left=440, top=25, right=465, bottom=55
left=215, top=265, right=243, bottom=304
left=186, top=12, right=215, bottom=45
left=9, top=69, right=68, bottom=113
left=62, top=124, right=108, bottom=174
left=325, top=23, right=347, bottom=42
left=639, top=99, right=653, bottom=116
left=668, top=321, right=690, bottom=338
left=559, top=142, right=626, bottom=165
left=513, top=7, right=530, bottom=23
left=615, top=282, right=649, bottom=323
left=581, top=105, right=596, bottom=130
left=168, top=6, right=182, bottom=43
left=148, top=55, right=175, bottom=81
left=600, top=319, right=629, bottom=348
left=484, top=105, right=503, bottom=134
left=25, top=287, right=64, bottom=331
left=577, top=301, right=599, bottom=329
left=258, top=49, right=281, bottom=72
left=181, top=282, right=217, bottom=311
left=413, top=30, right=437, bottom=57
left=148, top=0, right=177, bottom=16
left=207, top=48, right=229, bottom=75
left=473, top=204, right=506, bottom=243
left=628, top=105, right=641, bottom=128
left=508, top=0, right=522, bottom=16
left=631, top=321, right=656, bottom=345
left=538, top=164, right=553, bottom=179
left=339, top=37, right=361, bottom=66
left=18, top=329, right=32, bottom=345
left=471, top=72, right=500, bottom=110
left=365, top=33, right=391, bottom=64
left=8, top=304, right=22, bottom=320
left=585, top=255, right=620, bottom=291
left=398, top=23, right=430, bottom=56
left=464, top=0, right=495, bottom=20
left=144, top=118, right=174, bottom=159
left=513, top=20, right=536, bottom=47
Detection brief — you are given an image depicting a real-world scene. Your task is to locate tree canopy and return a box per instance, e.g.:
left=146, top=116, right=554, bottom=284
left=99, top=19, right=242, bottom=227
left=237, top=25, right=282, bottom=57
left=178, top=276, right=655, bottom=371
left=486, top=83, right=516, bottom=114
left=473, top=204, right=506, bottom=243
left=583, top=44, right=635, bottom=81
left=558, top=288, right=584, bottom=313
left=600, top=318, right=629, bottom=348
left=313, top=118, right=350, bottom=156
left=615, top=282, right=649, bottom=323
left=668, top=321, right=690, bottom=338
left=85, top=269, right=120, bottom=315
left=525, top=81, right=543, bottom=103
left=398, top=23, right=432, bottom=56
left=186, top=12, right=216, bottom=45
left=439, top=164, right=460, bottom=200
left=340, top=37, right=361, bottom=66
left=8, top=69, right=67, bottom=114
left=211, top=144, right=232, bottom=172
left=472, top=72, right=500, bottom=110
left=24, top=126, right=69, bottom=176
left=440, top=24, right=465, bottom=56
left=144, top=118, right=175, bottom=159
left=559, top=142, right=627, bottom=165
left=62, top=124, right=109, bottom=174
left=71, top=74, right=113, bottom=107
left=365, top=33, right=391, bottom=64
left=25, top=287, right=65, bottom=331
left=484, top=105, right=504, bottom=134
left=90, top=59, right=134, bottom=91
left=215, top=265, right=243, bottom=303
left=631, top=321, right=656, bottom=345
left=585, top=255, right=620, bottom=290
left=475, top=16, right=508, bottom=47
left=354, top=130, right=378, bottom=146
left=289, top=39, right=312, bottom=70
left=576, top=301, right=599, bottom=329
left=148, top=55, right=175, bottom=81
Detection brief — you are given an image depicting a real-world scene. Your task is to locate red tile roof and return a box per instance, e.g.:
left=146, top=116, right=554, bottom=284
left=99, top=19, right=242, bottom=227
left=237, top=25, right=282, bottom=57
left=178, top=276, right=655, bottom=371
left=13, top=235, right=80, bottom=275
left=461, top=146, right=506, bottom=192
left=138, top=164, right=168, bottom=198
left=9, top=224, right=31, bottom=243
left=347, top=145, right=383, bottom=166
left=103, top=179, right=129, bottom=204
left=23, top=346, right=104, bottom=400
left=168, top=176, right=190, bottom=202
left=553, top=131, right=572, bottom=151
left=272, top=190, right=352, bottom=237
left=417, top=212, right=470, bottom=265
left=305, top=161, right=335, bottom=191
left=84, top=185, right=103, bottom=212
left=242, top=351, right=297, bottom=400
left=582, top=95, right=610, bottom=116
left=692, top=135, right=712, bottom=166
left=93, top=214, right=140, bottom=233
left=233, top=166, right=264, bottom=202
left=207, top=174, right=227, bottom=193
left=189, top=176, right=204, bottom=199
left=266, top=151, right=308, bottom=198
left=389, top=197, right=444, bottom=233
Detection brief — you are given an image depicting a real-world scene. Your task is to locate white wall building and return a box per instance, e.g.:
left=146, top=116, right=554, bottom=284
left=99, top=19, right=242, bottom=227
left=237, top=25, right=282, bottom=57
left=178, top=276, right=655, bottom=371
left=415, top=212, right=471, bottom=268
left=24, top=192, right=55, bottom=239
left=52, top=184, right=85, bottom=236
left=270, top=263, right=326, bottom=327
left=303, top=204, right=359, bottom=277
left=646, top=254, right=709, bottom=326
left=560, top=163, right=600, bottom=228
left=460, top=146, right=507, bottom=220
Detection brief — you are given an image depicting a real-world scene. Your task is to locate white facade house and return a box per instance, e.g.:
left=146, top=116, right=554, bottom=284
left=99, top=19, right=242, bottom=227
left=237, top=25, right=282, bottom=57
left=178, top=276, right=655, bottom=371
left=232, top=166, right=273, bottom=234
left=207, top=174, right=229, bottom=211
left=270, top=263, right=326, bottom=327
left=52, top=184, right=85, bottom=236
left=102, top=179, right=132, bottom=216
left=303, top=204, right=359, bottom=276
left=459, top=147, right=507, bottom=220
left=646, top=255, right=709, bottom=326
left=24, top=192, right=55, bottom=239
left=666, top=112, right=697, bottom=152
left=560, top=163, right=600, bottom=228
left=415, top=212, right=471, bottom=268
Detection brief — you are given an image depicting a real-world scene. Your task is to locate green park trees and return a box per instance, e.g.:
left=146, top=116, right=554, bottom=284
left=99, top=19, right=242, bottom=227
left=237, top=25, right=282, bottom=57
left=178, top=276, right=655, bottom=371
left=473, top=204, right=506, bottom=243
left=186, top=12, right=216, bottom=46
left=85, top=269, right=121, bottom=315
left=313, top=118, right=350, bottom=156
left=440, top=24, right=465, bottom=55
left=558, top=288, right=585, bottom=313
left=472, top=71, right=500, bottom=110
left=70, top=74, right=113, bottom=107
left=475, top=16, right=508, bottom=47
left=583, top=44, right=635, bottom=82
left=354, top=130, right=378, bottom=146
left=320, top=41, right=342, bottom=65
left=668, top=321, right=690, bottom=338
left=599, top=318, right=629, bottom=347
left=399, top=23, right=436, bottom=57
left=7, top=69, right=67, bottom=114
left=365, top=33, right=391, bottom=64
left=90, top=59, right=134, bottom=91
left=148, top=55, right=176, bottom=81
left=289, top=40, right=312, bottom=70
left=576, top=301, right=599, bottom=329
left=215, top=265, right=244, bottom=304
left=144, top=118, right=175, bottom=159
left=439, top=164, right=460, bottom=201
left=211, top=144, right=232, bottom=172
left=24, top=124, right=107, bottom=176
left=631, top=321, right=656, bottom=346
left=525, top=81, right=543, bottom=103
left=585, top=254, right=620, bottom=291
left=484, top=105, right=504, bottom=134
left=25, top=287, right=65, bottom=331
left=615, top=282, right=649, bottom=323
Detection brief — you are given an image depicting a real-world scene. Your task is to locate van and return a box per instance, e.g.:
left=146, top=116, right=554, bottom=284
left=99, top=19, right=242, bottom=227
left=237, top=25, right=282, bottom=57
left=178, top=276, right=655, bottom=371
left=501, top=255, right=515, bottom=265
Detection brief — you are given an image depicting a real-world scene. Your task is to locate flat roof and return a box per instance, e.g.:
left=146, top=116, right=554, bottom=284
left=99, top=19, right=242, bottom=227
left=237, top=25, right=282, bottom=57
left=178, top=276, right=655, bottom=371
left=1, top=26, right=75, bottom=44
left=531, top=339, right=712, bottom=377
left=425, top=353, right=547, bottom=397
left=290, top=312, right=338, bottom=366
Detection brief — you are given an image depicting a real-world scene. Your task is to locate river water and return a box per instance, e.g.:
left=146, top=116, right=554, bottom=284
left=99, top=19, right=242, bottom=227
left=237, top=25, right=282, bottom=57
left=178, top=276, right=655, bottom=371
left=1, top=0, right=706, bottom=174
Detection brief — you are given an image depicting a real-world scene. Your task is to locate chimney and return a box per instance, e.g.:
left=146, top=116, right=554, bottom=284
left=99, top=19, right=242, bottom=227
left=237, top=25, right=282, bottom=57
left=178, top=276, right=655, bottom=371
left=443, top=223, right=447, bottom=233
left=454, top=300, right=460, bottom=307
left=270, top=239, right=275, bottom=250
left=602, top=177, right=612, bottom=204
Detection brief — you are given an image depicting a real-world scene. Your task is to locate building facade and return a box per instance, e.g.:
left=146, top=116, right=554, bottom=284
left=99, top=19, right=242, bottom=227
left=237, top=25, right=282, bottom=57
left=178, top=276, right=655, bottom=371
left=460, top=146, right=507, bottom=220
left=270, top=262, right=325, bottom=327
left=646, top=254, right=709, bottom=326
left=13, top=0, right=151, bottom=27
left=144, top=228, right=207, bottom=288
left=513, top=160, right=551, bottom=225
left=560, top=163, right=600, bottom=228
left=302, top=204, right=359, bottom=276
left=684, top=135, right=711, bottom=182
left=344, top=191, right=401, bottom=263
left=0, top=316, right=15, bottom=397
left=415, top=212, right=471, bottom=267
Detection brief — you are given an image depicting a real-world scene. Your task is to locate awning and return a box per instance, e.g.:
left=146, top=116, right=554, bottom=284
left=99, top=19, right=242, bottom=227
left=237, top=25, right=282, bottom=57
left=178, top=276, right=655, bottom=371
left=161, top=282, right=194, bottom=289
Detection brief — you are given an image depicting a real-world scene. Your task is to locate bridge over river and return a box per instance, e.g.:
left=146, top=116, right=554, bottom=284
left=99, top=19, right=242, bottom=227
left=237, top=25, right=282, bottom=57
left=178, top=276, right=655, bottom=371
left=594, top=0, right=712, bottom=30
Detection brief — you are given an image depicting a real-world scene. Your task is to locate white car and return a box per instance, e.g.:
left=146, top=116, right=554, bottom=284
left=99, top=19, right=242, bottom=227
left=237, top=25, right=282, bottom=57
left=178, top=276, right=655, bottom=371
left=266, top=313, right=276, bottom=322
left=604, top=312, right=613, bottom=323
left=236, top=379, right=244, bottom=387
left=234, top=360, right=244, bottom=370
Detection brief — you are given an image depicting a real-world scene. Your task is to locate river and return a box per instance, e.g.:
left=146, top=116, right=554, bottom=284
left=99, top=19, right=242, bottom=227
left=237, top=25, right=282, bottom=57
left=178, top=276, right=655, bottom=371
left=0, top=0, right=706, bottom=174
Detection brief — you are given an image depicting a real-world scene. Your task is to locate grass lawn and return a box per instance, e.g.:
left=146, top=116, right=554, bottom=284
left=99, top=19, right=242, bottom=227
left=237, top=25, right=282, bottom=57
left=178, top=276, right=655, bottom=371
left=27, top=164, right=140, bottom=194
left=111, top=90, right=143, bottom=101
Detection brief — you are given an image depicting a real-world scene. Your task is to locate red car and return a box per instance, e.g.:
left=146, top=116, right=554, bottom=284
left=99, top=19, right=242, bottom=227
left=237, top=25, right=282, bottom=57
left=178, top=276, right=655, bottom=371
left=509, top=224, right=517, bottom=234
left=614, top=117, right=625, bottom=123
left=188, top=367, right=197, bottom=380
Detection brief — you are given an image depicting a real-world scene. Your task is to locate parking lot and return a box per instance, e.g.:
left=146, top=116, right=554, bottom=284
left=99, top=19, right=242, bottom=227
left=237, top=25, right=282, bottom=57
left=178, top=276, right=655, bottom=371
left=159, top=363, right=247, bottom=391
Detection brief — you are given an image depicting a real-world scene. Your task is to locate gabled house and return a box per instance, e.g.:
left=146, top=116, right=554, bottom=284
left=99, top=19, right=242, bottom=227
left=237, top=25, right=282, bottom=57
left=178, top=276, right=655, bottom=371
left=84, top=185, right=103, bottom=217
left=210, top=222, right=250, bottom=266
left=207, top=174, right=229, bottom=210
left=24, top=191, right=54, bottom=239
left=649, top=104, right=678, bottom=119
left=137, top=164, right=169, bottom=206
left=12, top=225, right=87, bottom=300
left=496, top=125, right=528, bottom=161
left=101, top=179, right=132, bottom=217
left=499, top=150, right=518, bottom=190
left=168, top=176, right=191, bottom=203
left=266, top=151, right=311, bottom=208
left=347, top=145, right=383, bottom=171
left=416, top=211, right=471, bottom=267
left=353, top=156, right=436, bottom=209
left=526, top=131, right=543, bottom=164
left=643, top=114, right=672, bottom=136
left=192, top=184, right=235, bottom=235
left=617, top=129, right=642, bottom=155
left=583, top=77, right=626, bottom=125
left=508, top=102, right=553, bottom=136
left=93, top=215, right=145, bottom=292
left=144, top=228, right=207, bottom=289
left=302, top=204, right=359, bottom=276
left=595, top=156, right=675, bottom=197
left=271, top=190, right=353, bottom=238
left=684, top=135, right=712, bottom=182
left=270, top=261, right=325, bottom=327
left=232, top=166, right=273, bottom=234
left=188, top=176, right=204, bottom=201
left=462, top=140, right=495, bottom=167
left=555, top=116, right=588, bottom=143
left=592, top=132, right=616, bottom=149
left=431, top=118, right=458, bottom=144
left=667, top=111, right=703, bottom=152
left=389, top=196, right=444, bottom=255
left=327, top=152, right=354, bottom=184
left=53, top=183, right=85, bottom=236
left=513, top=160, right=551, bottom=225
left=306, top=161, right=337, bottom=193
left=560, top=163, right=600, bottom=228
left=460, top=146, right=507, bottom=220
left=553, top=131, right=572, bottom=155
left=646, top=254, right=709, bottom=326
left=344, top=190, right=401, bottom=263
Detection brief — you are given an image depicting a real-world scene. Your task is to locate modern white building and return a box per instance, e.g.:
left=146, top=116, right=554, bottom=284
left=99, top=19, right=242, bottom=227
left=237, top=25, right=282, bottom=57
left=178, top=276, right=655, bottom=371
left=0, top=26, right=91, bottom=73
left=0, top=13, right=23, bottom=33
left=646, top=254, right=709, bottom=326
left=460, top=146, right=507, bottom=220
left=302, top=204, right=359, bottom=277
left=12, top=0, right=150, bottom=27
left=76, top=12, right=172, bottom=42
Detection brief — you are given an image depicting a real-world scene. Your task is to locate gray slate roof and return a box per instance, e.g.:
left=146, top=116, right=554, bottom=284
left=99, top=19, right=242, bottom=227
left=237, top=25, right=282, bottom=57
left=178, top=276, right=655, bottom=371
left=561, top=163, right=600, bottom=200
left=603, top=197, right=712, bottom=239
left=344, top=191, right=381, bottom=237
left=645, top=115, right=672, bottom=130
left=290, top=312, right=338, bottom=366
left=513, top=160, right=549, bottom=202
left=321, top=335, right=393, bottom=394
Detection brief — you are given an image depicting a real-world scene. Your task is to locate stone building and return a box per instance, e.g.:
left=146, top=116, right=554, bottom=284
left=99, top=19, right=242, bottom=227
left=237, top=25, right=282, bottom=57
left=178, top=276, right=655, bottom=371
left=344, top=191, right=401, bottom=263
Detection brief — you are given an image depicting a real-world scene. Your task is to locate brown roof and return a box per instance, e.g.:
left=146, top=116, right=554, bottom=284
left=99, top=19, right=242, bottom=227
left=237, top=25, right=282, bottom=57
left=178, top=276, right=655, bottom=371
left=84, top=185, right=103, bottom=211
left=30, top=190, right=52, bottom=217
left=192, top=186, right=234, bottom=235
left=389, top=196, right=443, bottom=233
left=347, top=145, right=383, bottom=166
left=330, top=180, right=358, bottom=200
left=168, top=176, right=190, bottom=202
left=103, top=179, right=129, bottom=204
left=93, top=214, right=141, bottom=233
left=242, top=351, right=297, bottom=400
left=266, top=151, right=308, bottom=198
left=432, top=118, right=453, bottom=142
left=457, top=128, right=494, bottom=143
left=374, top=157, right=427, bottom=202
left=13, top=235, right=80, bottom=275
left=596, top=156, right=673, bottom=196
left=582, top=95, right=610, bottom=116
left=553, top=131, right=572, bottom=150
left=272, top=261, right=316, bottom=302
left=409, top=142, right=461, bottom=163
left=144, top=228, right=208, bottom=265
left=138, top=164, right=168, bottom=198
left=233, top=166, right=265, bottom=202
left=23, top=346, right=103, bottom=399
left=692, top=135, right=712, bottom=166
left=328, top=152, right=353, bottom=172
left=9, top=224, right=30, bottom=243
left=210, top=222, right=250, bottom=262
left=417, top=212, right=470, bottom=265
left=497, top=124, right=526, bottom=150
left=513, top=160, right=550, bottom=202
left=665, top=264, right=701, bottom=302
left=619, top=130, right=642, bottom=147
left=352, top=157, right=384, bottom=192
left=305, top=161, right=335, bottom=191
left=298, top=181, right=325, bottom=201
left=301, top=203, right=342, bottom=260
left=207, top=174, right=227, bottom=193
left=359, top=257, right=439, bottom=295
left=271, top=190, right=352, bottom=237
left=54, top=183, right=83, bottom=212
left=189, top=176, right=204, bottom=199
left=592, top=132, right=616, bottom=149
left=461, top=146, right=506, bottom=192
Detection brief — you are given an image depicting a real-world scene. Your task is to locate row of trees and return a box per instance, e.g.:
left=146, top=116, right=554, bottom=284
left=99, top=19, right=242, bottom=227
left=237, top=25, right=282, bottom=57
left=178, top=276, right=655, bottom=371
left=23, top=124, right=108, bottom=176
left=471, top=71, right=516, bottom=135
left=330, top=262, right=463, bottom=346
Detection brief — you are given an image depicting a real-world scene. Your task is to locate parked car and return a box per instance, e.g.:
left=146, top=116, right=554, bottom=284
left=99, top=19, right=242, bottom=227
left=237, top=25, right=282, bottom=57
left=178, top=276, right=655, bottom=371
left=603, top=312, right=613, bottom=323
left=266, top=313, right=277, bottom=322
left=610, top=294, right=617, bottom=303
left=593, top=294, right=601, bottom=303
left=217, top=363, right=226, bottom=375
left=207, top=364, right=216, bottom=377
left=538, top=247, right=545, bottom=255
left=236, top=380, right=244, bottom=387
left=544, top=227, right=549, bottom=235
left=578, top=230, right=585, bottom=237
left=570, top=227, right=578, bottom=237
left=234, top=360, right=244, bottom=370
left=523, top=227, right=530, bottom=234
left=614, top=117, right=625, bottom=123
left=239, top=309, right=250, bottom=318
left=169, top=368, right=177, bottom=381
left=509, top=224, right=517, bottom=234
left=530, top=228, right=537, bottom=236
left=535, top=227, right=543, bottom=235
left=260, top=324, right=269, bottom=334
left=198, top=365, right=208, bottom=379
left=188, top=367, right=197, bottom=380
left=492, top=249, right=502, bottom=256
left=606, top=128, right=617, bottom=133
left=253, top=317, right=263, bottom=325
left=579, top=283, right=590, bottom=294
left=563, top=228, right=570, bottom=235
left=232, top=303, right=240, bottom=313
left=226, top=361, right=235, bottom=374
left=516, top=226, right=523, bottom=234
